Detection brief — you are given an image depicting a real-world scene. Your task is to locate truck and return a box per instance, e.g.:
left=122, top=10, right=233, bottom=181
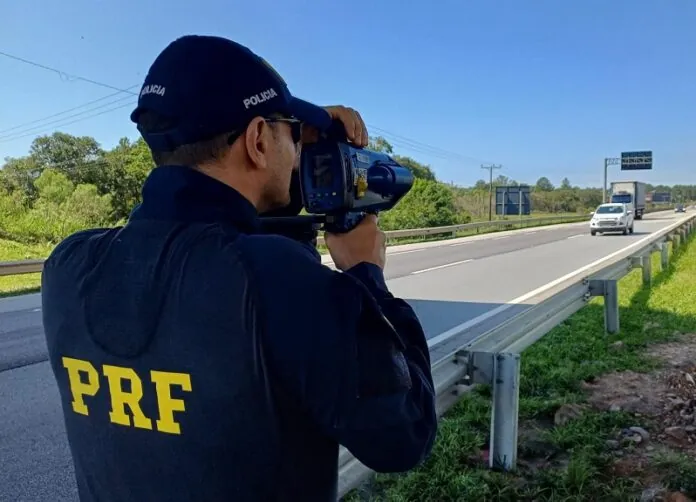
left=610, top=181, right=647, bottom=219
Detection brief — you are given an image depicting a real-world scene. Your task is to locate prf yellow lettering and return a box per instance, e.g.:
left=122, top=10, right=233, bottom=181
left=151, top=370, right=192, bottom=435
left=62, top=357, right=100, bottom=416
left=61, top=357, right=192, bottom=435
left=102, top=364, right=153, bottom=430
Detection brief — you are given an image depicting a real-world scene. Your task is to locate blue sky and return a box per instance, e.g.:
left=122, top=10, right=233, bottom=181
left=1, top=0, right=694, bottom=188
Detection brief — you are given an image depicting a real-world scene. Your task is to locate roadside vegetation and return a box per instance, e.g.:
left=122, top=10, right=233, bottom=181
left=0, top=238, right=51, bottom=298
left=344, top=225, right=696, bottom=501
left=1, top=131, right=692, bottom=296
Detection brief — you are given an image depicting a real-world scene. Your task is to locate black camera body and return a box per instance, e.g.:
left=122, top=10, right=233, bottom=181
left=300, top=140, right=414, bottom=232
left=259, top=120, right=414, bottom=234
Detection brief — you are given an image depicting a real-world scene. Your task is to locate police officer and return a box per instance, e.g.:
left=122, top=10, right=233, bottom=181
left=41, top=35, right=437, bottom=502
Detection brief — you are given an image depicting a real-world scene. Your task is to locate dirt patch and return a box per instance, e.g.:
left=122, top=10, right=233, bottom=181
left=463, top=333, right=696, bottom=500
left=580, top=332, right=696, bottom=501
left=584, top=333, right=696, bottom=453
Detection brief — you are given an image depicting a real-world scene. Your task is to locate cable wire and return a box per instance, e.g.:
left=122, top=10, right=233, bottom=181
left=0, top=49, right=497, bottom=168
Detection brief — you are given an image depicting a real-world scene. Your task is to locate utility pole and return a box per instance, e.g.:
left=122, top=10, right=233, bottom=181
left=481, top=164, right=502, bottom=221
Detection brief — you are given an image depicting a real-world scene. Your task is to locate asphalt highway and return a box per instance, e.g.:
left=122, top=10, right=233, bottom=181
left=0, top=211, right=686, bottom=501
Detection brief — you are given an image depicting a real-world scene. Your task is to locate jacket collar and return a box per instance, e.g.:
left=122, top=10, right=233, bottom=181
left=129, top=165, right=260, bottom=233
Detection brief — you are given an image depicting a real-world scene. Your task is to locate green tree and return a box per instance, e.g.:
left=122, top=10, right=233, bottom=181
left=380, top=179, right=459, bottom=230
left=368, top=136, right=394, bottom=154
left=27, top=132, right=109, bottom=195
left=535, top=177, right=555, bottom=192
left=495, top=175, right=517, bottom=187
left=0, top=156, right=43, bottom=200
left=63, top=184, right=113, bottom=225
left=392, top=155, right=436, bottom=181
left=34, top=168, right=74, bottom=205
left=367, top=136, right=436, bottom=181
left=103, top=137, right=155, bottom=219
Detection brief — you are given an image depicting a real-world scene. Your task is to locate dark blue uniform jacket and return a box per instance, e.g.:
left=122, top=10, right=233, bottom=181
left=41, top=165, right=437, bottom=502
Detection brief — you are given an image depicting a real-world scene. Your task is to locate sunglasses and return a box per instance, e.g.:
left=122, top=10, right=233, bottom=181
left=227, top=117, right=302, bottom=146
left=265, top=117, right=303, bottom=144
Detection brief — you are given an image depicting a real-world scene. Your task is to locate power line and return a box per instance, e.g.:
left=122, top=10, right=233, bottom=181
left=0, top=94, right=137, bottom=142
left=367, top=124, right=493, bottom=165
left=372, top=135, right=461, bottom=163
left=0, top=101, right=136, bottom=144
left=0, top=50, right=136, bottom=94
left=0, top=49, right=499, bottom=175
left=0, top=50, right=140, bottom=145
left=0, top=85, right=139, bottom=135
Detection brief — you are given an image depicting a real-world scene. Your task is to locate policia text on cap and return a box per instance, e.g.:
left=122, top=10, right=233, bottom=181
left=40, top=35, right=437, bottom=502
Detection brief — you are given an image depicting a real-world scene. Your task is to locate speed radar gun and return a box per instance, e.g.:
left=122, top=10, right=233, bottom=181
left=261, top=120, right=415, bottom=233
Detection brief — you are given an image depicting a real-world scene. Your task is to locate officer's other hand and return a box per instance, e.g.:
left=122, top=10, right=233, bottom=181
left=301, top=105, right=369, bottom=148
left=325, top=214, right=386, bottom=271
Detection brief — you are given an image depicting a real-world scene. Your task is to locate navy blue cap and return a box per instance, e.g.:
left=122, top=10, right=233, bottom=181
left=130, top=35, right=332, bottom=152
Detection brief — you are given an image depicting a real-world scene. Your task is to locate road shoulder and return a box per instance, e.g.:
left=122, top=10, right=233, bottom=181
left=343, top=216, right=696, bottom=502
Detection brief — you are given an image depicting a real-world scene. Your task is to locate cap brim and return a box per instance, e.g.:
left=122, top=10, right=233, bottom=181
left=287, top=97, right=332, bottom=131
left=129, top=106, right=142, bottom=124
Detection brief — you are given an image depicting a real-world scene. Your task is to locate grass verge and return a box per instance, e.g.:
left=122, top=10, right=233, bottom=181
left=344, top=228, right=696, bottom=501
left=0, top=238, right=52, bottom=298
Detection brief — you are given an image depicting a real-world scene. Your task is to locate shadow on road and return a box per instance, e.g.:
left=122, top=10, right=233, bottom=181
left=404, top=298, right=534, bottom=360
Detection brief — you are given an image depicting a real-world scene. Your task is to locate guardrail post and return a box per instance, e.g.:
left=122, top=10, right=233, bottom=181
left=489, top=352, right=521, bottom=471
left=641, top=255, right=652, bottom=286
left=661, top=242, right=670, bottom=271
left=604, top=279, right=620, bottom=333
left=673, top=233, right=681, bottom=250
left=589, top=279, right=620, bottom=334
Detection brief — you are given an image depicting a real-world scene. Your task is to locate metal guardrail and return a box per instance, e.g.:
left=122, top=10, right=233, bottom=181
left=0, top=259, right=45, bottom=277
left=337, top=212, right=696, bottom=499
left=317, top=214, right=589, bottom=246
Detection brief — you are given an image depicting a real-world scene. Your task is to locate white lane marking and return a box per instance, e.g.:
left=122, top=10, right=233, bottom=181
left=491, top=236, right=508, bottom=240
left=447, top=242, right=472, bottom=247
left=426, top=225, right=678, bottom=348
left=411, top=259, right=473, bottom=275
left=567, top=234, right=584, bottom=239
left=390, top=249, right=425, bottom=256
left=32, top=308, right=41, bottom=312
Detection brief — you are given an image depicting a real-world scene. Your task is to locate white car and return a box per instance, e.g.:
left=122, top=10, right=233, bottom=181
left=590, top=203, right=634, bottom=236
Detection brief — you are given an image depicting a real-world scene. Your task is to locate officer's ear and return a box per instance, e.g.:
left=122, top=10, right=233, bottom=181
left=243, top=117, right=273, bottom=171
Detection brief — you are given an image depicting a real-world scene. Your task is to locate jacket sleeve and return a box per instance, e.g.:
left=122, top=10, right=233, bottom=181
left=238, top=235, right=437, bottom=473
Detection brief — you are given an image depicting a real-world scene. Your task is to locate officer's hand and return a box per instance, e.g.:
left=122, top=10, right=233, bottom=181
left=325, top=214, right=386, bottom=271
left=301, top=105, right=369, bottom=147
